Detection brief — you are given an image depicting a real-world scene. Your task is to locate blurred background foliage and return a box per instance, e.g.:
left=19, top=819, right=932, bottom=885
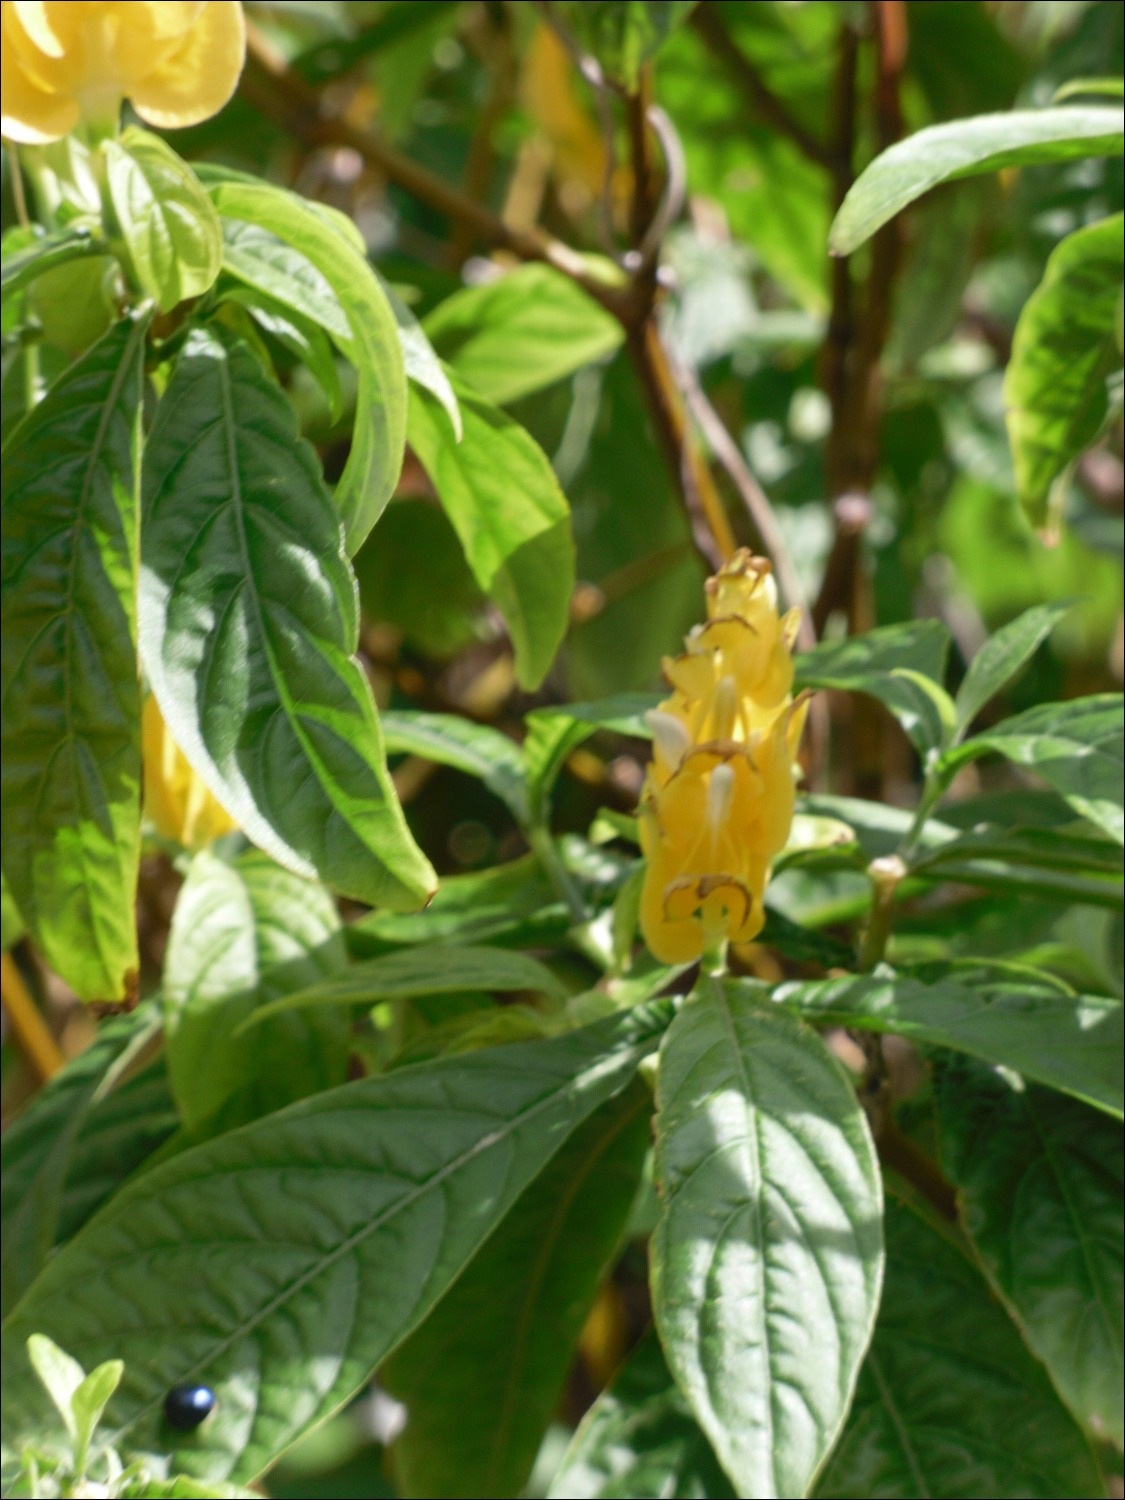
left=2, top=1, right=1122, bottom=1493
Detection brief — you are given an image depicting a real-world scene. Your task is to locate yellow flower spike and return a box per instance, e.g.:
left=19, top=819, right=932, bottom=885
left=143, top=695, right=236, bottom=850
left=1, top=1, right=244, bottom=144
left=638, top=551, right=808, bottom=966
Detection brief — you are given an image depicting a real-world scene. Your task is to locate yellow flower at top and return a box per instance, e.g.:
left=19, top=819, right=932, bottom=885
left=639, top=551, right=808, bottom=965
left=1, top=1, right=245, bottom=144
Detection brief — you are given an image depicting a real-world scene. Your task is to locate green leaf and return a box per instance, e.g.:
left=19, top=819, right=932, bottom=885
left=541, top=693, right=664, bottom=739
left=1, top=315, right=147, bottom=1002
left=26, top=1334, right=85, bottom=1441
left=380, top=711, right=529, bottom=823
left=954, top=600, right=1077, bottom=738
left=815, top=1197, right=1106, bottom=1499
left=830, top=105, right=1124, bottom=255
left=214, top=218, right=350, bottom=342
left=523, top=712, right=599, bottom=825
left=407, top=374, right=575, bottom=691
left=104, top=129, right=221, bottom=312
left=376, top=271, right=461, bottom=437
left=550, top=1325, right=735, bottom=1499
left=1, top=225, right=106, bottom=305
left=910, top=823, right=1123, bottom=908
left=71, top=1358, right=124, bottom=1471
left=1004, top=214, right=1124, bottom=520
left=222, top=283, right=343, bottom=423
left=554, top=1, right=700, bottom=89
left=941, top=694, right=1124, bottom=844
left=422, top=264, right=623, bottom=406
left=0, top=1001, right=675, bottom=1484
left=205, top=179, right=406, bottom=552
left=651, top=982, right=883, bottom=1498
left=934, top=1056, right=1123, bottom=1446
left=244, top=943, right=568, bottom=1030
left=2, top=871, right=25, bottom=950
left=138, top=323, right=435, bottom=911
left=768, top=973, right=1123, bottom=1116
left=1, top=1003, right=163, bottom=1315
left=795, top=620, right=954, bottom=754
left=383, top=1080, right=652, bottom=1498
left=162, top=850, right=349, bottom=1134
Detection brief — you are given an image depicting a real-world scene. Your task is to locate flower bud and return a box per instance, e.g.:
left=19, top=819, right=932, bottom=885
left=638, top=551, right=807, bottom=964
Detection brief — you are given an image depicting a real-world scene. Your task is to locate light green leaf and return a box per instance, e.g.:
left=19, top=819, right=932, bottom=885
left=1, top=225, right=105, bottom=305
left=26, top=1334, right=85, bottom=1441
left=380, top=711, right=529, bottom=824
left=941, top=694, right=1123, bottom=844
left=407, top=375, right=575, bottom=690
left=139, top=324, right=435, bottom=911
left=795, top=620, right=954, bottom=754
left=205, top=178, right=406, bottom=552
left=651, top=983, right=883, bottom=1498
left=104, top=129, right=221, bottom=312
left=539, top=693, right=664, bottom=739
left=831, top=106, right=1124, bottom=255
left=768, top=973, right=1123, bottom=1116
left=935, top=1056, right=1123, bottom=1446
left=162, top=850, right=348, bottom=1134
left=71, top=1358, right=124, bottom=1470
left=423, top=264, right=623, bottom=406
left=1, top=315, right=147, bottom=1002
left=214, top=218, right=350, bottom=341
left=223, top=283, right=343, bottom=423
left=1004, top=214, right=1124, bottom=520
left=376, top=270, right=461, bottom=438
left=1, top=872, right=25, bottom=950
left=550, top=1325, right=735, bottom=1499
left=815, top=1197, right=1105, bottom=1499
left=0, top=1001, right=675, bottom=1484
left=384, top=1081, right=651, bottom=1499
left=954, top=600, right=1077, bottom=738
left=1, top=1004, right=163, bottom=1316
left=554, top=1, right=699, bottom=90
left=243, top=943, right=567, bottom=1029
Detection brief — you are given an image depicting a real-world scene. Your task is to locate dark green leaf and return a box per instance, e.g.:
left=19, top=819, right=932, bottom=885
left=1, top=872, right=25, bottom=950
left=550, top=1326, right=735, bottom=1499
left=138, top=323, right=436, bottom=911
left=422, top=264, right=623, bottom=406
left=1, top=1004, right=163, bottom=1316
left=380, top=711, right=529, bottom=823
left=954, top=600, right=1077, bottom=738
left=383, top=1081, right=652, bottom=1498
left=0, top=1001, right=675, bottom=1484
left=934, top=1056, right=1123, bottom=1446
left=910, top=823, right=1123, bottom=908
left=206, top=179, right=406, bottom=551
left=815, top=1197, right=1105, bottom=1498
left=651, top=982, right=882, bottom=1498
left=941, top=694, right=1123, bottom=844
left=795, top=620, right=954, bottom=754
left=104, top=129, right=221, bottom=311
left=768, top=973, right=1123, bottom=1116
left=0, top=226, right=106, bottom=305
left=1, top=315, right=147, bottom=1001
left=831, top=106, right=1124, bottom=255
left=162, top=850, right=349, bottom=1134
left=1004, top=214, right=1124, bottom=520
left=407, top=375, right=574, bottom=691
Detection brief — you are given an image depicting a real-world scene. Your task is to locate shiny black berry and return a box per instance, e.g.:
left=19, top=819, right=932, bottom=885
left=163, top=1385, right=216, bottom=1430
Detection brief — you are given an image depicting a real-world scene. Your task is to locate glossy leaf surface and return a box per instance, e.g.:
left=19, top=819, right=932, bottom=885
left=953, top=600, right=1076, bottom=739
left=815, top=1198, right=1105, bottom=1498
left=384, top=1080, right=652, bottom=1498
left=1, top=316, right=146, bottom=1001
left=139, top=324, right=435, bottom=910
left=651, top=983, right=883, bottom=1498
left=0, top=1002, right=674, bottom=1484
left=935, top=1055, right=1124, bottom=1445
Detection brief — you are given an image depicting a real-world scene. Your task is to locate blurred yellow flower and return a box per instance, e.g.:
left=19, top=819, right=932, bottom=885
left=143, top=694, right=236, bottom=850
left=1, top=0, right=245, bottom=144
left=639, top=552, right=808, bottom=965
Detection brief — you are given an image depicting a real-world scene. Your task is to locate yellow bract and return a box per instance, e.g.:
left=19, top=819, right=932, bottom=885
left=639, top=552, right=808, bottom=965
left=1, top=0, right=245, bottom=144
left=143, top=695, right=236, bottom=850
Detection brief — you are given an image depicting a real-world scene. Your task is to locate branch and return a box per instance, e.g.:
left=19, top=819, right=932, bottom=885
left=690, top=1, right=833, bottom=170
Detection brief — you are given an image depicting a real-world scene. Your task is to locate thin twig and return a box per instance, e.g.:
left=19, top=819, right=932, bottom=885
left=633, top=105, right=687, bottom=269
left=8, top=141, right=31, bottom=228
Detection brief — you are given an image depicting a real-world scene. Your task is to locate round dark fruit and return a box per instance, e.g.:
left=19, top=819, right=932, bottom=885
left=163, top=1385, right=216, bottom=1430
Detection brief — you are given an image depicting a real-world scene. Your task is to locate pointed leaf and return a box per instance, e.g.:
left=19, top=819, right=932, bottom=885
left=376, top=271, right=461, bottom=438
left=384, top=1081, right=652, bottom=1498
left=71, top=1359, right=124, bottom=1469
left=139, top=324, right=435, bottom=910
left=1, top=315, right=147, bottom=1001
left=1, top=225, right=105, bottom=304
left=26, top=1335, right=84, bottom=1441
left=935, top=1056, right=1123, bottom=1445
left=831, top=106, right=1123, bottom=255
left=0, top=1002, right=675, bottom=1484
left=954, top=600, right=1077, bottom=738
left=380, top=710, right=529, bottom=824
left=815, top=1198, right=1105, bottom=1498
left=651, top=983, right=883, bottom=1498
